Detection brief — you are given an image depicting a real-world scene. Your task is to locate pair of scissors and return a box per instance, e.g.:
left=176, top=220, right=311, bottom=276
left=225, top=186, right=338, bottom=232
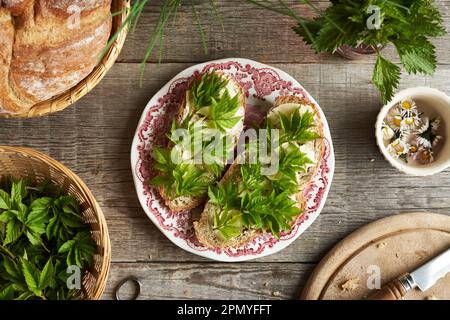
left=114, top=277, right=142, bottom=300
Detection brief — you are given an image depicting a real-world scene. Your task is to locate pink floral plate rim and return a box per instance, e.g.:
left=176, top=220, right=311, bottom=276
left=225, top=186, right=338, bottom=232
left=130, top=58, right=335, bottom=262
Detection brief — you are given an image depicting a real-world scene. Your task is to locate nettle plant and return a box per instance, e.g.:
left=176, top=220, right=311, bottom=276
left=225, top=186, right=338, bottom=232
left=250, top=0, right=447, bottom=103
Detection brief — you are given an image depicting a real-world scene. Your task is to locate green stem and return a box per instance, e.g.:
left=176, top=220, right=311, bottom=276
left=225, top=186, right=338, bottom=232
left=40, top=241, right=51, bottom=254
left=208, top=0, right=224, bottom=32
left=190, top=0, right=209, bottom=55
left=0, top=244, right=16, bottom=260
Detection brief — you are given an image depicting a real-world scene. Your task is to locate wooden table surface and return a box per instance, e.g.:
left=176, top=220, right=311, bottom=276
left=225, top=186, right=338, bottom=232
left=1, top=1, right=450, bottom=299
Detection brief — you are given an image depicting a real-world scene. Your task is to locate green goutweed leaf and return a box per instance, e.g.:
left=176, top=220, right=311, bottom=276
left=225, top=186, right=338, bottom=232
left=0, top=285, right=14, bottom=300
left=0, top=178, right=96, bottom=300
left=59, top=232, right=96, bottom=269
left=0, top=190, right=10, bottom=210
left=21, top=258, right=42, bottom=297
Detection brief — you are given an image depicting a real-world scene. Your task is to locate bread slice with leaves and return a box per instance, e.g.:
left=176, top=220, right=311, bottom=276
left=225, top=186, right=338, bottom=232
left=150, top=71, right=246, bottom=212
left=194, top=95, right=324, bottom=248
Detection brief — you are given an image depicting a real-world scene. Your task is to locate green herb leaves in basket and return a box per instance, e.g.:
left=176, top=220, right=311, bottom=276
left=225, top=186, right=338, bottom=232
left=0, top=179, right=96, bottom=300
left=249, top=0, right=446, bottom=103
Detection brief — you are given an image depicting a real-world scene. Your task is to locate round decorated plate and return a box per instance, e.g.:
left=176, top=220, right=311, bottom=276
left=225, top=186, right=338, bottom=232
left=131, top=58, right=334, bottom=262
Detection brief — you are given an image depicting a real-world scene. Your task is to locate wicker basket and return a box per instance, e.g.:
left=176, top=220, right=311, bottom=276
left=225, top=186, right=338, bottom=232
left=6, top=0, right=131, bottom=118
left=0, top=146, right=111, bottom=300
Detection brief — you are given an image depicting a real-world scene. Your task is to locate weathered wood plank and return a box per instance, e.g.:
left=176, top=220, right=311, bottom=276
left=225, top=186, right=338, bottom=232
left=1, top=63, right=450, bottom=264
left=117, top=0, right=450, bottom=65
left=103, top=262, right=315, bottom=299
left=2, top=1, right=450, bottom=299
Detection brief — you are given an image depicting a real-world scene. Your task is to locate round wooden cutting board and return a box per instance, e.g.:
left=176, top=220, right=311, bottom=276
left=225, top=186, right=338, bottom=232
left=301, top=212, right=450, bottom=300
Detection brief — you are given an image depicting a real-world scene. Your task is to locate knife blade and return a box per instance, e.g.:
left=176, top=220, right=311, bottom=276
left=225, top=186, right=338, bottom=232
left=369, top=247, right=450, bottom=300
left=408, top=247, right=450, bottom=291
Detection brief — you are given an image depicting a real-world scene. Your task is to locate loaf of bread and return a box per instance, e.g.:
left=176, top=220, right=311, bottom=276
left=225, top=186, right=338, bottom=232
left=0, top=0, right=112, bottom=115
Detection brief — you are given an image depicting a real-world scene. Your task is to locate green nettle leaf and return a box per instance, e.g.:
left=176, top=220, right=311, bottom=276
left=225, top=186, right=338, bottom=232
left=395, top=38, right=437, bottom=75
left=255, top=0, right=446, bottom=103
left=372, top=54, right=401, bottom=104
left=293, top=17, right=323, bottom=47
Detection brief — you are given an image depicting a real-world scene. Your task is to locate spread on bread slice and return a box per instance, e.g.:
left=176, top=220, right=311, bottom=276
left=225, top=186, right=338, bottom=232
left=194, top=95, right=324, bottom=248
left=150, top=71, right=246, bottom=212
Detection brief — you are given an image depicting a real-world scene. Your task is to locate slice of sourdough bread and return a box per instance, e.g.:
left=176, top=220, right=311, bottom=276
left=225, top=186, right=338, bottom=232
left=194, top=95, right=324, bottom=248
left=157, top=72, right=246, bottom=212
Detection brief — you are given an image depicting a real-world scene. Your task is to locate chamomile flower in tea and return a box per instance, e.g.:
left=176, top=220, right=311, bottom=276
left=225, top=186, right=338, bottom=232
left=381, top=122, right=395, bottom=140
left=416, top=117, right=443, bottom=149
left=411, top=147, right=435, bottom=165
left=387, top=138, right=409, bottom=159
left=386, top=105, right=404, bottom=130
left=400, top=99, right=417, bottom=112
left=382, top=99, right=444, bottom=165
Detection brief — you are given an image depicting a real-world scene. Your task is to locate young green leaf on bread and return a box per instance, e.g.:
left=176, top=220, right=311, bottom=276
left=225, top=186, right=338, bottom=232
left=150, top=71, right=246, bottom=212
left=194, top=96, right=324, bottom=248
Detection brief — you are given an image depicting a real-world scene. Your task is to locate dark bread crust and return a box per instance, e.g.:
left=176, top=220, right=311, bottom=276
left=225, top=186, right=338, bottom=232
left=194, top=95, right=325, bottom=249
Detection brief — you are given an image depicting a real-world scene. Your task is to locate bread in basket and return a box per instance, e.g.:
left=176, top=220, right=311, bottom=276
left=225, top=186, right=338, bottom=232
left=0, top=0, right=129, bottom=117
left=0, top=146, right=111, bottom=299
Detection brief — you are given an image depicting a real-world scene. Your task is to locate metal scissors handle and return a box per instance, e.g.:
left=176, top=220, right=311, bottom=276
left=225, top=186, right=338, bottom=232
left=114, top=276, right=142, bottom=300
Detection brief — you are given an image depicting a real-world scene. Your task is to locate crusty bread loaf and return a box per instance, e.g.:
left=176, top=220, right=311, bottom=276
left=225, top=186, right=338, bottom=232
left=194, top=95, right=325, bottom=248
left=0, top=0, right=112, bottom=115
left=158, top=72, right=246, bottom=212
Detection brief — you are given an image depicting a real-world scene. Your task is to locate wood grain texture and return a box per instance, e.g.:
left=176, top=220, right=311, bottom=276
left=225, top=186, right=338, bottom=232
left=116, top=0, right=450, bottom=65
left=301, top=213, right=450, bottom=300
left=104, top=262, right=314, bottom=299
left=1, top=0, right=450, bottom=299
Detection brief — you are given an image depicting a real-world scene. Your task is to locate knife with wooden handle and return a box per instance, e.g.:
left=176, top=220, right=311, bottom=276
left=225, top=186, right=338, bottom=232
left=369, top=247, right=450, bottom=300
